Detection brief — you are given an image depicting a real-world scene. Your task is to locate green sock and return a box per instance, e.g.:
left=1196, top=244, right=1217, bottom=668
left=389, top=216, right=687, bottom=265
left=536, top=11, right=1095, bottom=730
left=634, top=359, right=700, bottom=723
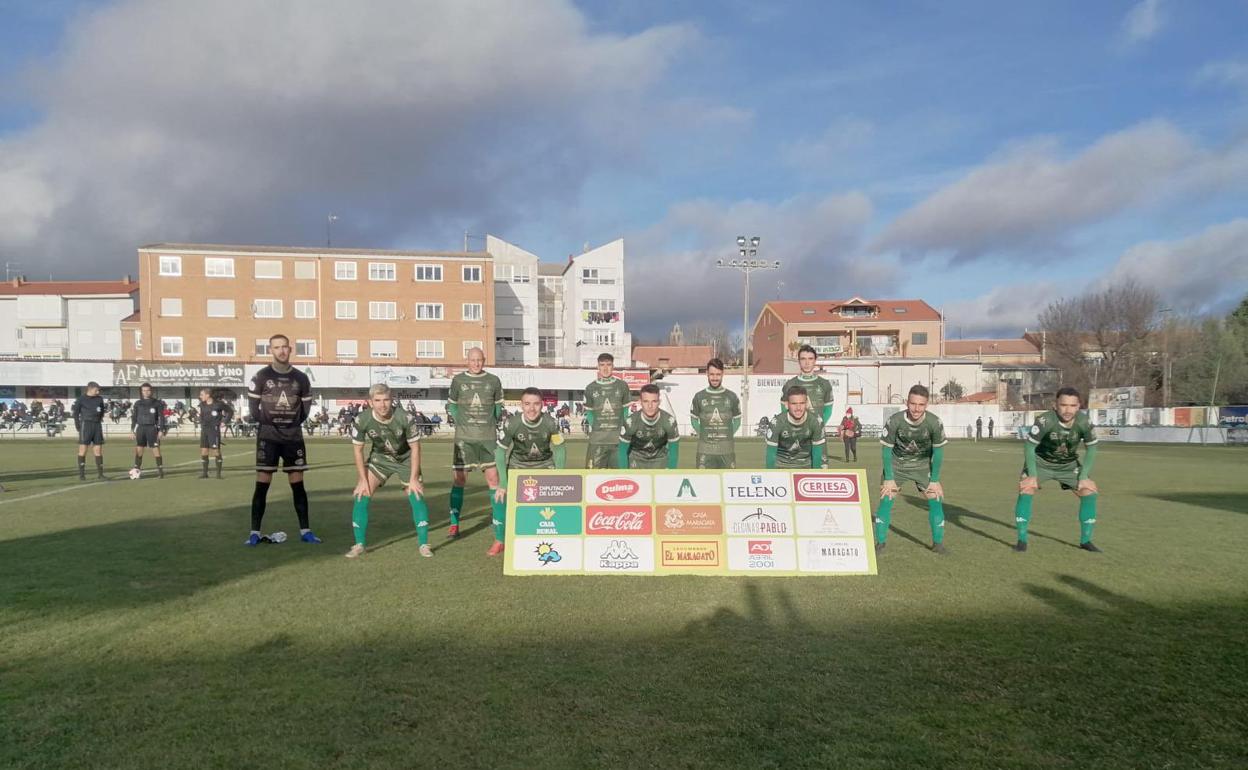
left=409, top=493, right=429, bottom=546
left=490, top=496, right=506, bottom=543
left=928, top=498, right=945, bottom=544
left=1079, top=494, right=1097, bottom=544
left=449, top=486, right=464, bottom=527
left=351, top=496, right=370, bottom=546
left=874, top=497, right=894, bottom=543
left=1014, top=495, right=1033, bottom=542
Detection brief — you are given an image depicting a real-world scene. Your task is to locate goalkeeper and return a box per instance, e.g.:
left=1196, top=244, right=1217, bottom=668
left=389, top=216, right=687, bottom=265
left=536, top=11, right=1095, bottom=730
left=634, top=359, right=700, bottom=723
left=1014, top=387, right=1102, bottom=553
left=492, top=388, right=567, bottom=557
left=344, top=383, right=432, bottom=559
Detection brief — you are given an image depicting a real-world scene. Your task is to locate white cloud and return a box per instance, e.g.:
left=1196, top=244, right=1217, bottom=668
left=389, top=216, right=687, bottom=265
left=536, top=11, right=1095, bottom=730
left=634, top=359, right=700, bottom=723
left=1121, top=0, right=1165, bottom=45
left=1195, top=58, right=1248, bottom=92
left=624, top=192, right=881, bottom=338
left=780, top=116, right=875, bottom=170
left=870, top=120, right=1248, bottom=262
left=0, top=0, right=697, bottom=277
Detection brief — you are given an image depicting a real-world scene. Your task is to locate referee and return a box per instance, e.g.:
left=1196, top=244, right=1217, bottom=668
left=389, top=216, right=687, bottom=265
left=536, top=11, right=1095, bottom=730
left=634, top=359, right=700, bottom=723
left=72, top=381, right=107, bottom=481
left=246, top=333, right=319, bottom=545
left=130, top=382, right=167, bottom=478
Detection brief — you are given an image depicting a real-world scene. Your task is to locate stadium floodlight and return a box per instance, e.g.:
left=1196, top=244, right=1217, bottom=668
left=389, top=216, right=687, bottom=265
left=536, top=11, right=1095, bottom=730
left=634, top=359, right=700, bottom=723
left=714, top=236, right=779, bottom=438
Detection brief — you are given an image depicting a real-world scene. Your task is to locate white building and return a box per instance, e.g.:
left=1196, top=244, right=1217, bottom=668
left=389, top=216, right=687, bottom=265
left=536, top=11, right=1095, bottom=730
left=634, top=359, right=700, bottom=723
left=490, top=236, right=632, bottom=367
left=0, top=278, right=138, bottom=360
left=486, top=235, right=539, bottom=366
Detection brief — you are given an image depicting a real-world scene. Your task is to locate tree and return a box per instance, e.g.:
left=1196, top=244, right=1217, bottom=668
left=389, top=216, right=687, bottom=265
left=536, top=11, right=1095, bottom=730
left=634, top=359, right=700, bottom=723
left=1168, top=318, right=1248, bottom=405
left=1037, top=280, right=1161, bottom=394
left=939, top=379, right=965, bottom=402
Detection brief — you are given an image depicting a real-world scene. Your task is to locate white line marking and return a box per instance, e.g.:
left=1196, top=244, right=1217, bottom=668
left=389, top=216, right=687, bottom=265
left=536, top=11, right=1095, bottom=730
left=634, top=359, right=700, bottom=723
left=0, top=451, right=251, bottom=507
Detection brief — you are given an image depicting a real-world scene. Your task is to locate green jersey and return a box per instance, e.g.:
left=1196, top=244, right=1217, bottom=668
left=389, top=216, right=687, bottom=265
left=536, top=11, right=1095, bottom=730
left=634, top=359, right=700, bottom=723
left=498, top=413, right=562, bottom=469
left=584, top=377, right=632, bottom=445
left=881, top=411, right=947, bottom=470
left=1028, top=410, right=1098, bottom=467
left=782, top=373, right=834, bottom=423
left=448, top=371, right=504, bottom=442
left=690, top=387, right=741, bottom=456
left=766, top=411, right=826, bottom=468
left=619, top=409, right=679, bottom=463
left=352, top=409, right=421, bottom=462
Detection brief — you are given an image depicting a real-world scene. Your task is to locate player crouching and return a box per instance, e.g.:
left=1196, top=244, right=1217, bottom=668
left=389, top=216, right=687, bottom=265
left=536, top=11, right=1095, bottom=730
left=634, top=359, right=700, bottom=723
left=491, top=387, right=567, bottom=557
left=345, top=383, right=433, bottom=559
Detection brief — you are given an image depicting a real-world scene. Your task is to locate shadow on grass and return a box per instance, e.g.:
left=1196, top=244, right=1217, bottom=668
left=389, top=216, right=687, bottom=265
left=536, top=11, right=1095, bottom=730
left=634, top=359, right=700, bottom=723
left=1146, top=492, right=1248, bottom=516
left=2, top=579, right=1245, bottom=769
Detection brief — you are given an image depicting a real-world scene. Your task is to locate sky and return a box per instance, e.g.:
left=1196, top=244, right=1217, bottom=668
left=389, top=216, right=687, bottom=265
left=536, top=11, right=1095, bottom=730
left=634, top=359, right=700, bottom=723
left=1, top=0, right=1247, bottom=341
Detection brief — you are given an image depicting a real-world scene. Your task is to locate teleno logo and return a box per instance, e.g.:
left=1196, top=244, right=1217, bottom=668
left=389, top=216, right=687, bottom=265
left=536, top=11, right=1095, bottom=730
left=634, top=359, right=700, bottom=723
left=748, top=540, right=773, bottom=555
left=793, top=473, right=859, bottom=502
left=596, top=478, right=640, bottom=501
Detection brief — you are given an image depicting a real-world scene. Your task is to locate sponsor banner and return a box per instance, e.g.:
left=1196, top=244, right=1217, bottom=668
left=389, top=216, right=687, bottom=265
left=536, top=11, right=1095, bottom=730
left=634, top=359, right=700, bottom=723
left=514, top=505, right=583, bottom=536
left=1089, top=386, right=1145, bottom=409
left=113, top=362, right=245, bottom=387
left=617, top=370, right=650, bottom=389
left=726, top=538, right=798, bottom=572
left=724, top=505, right=794, bottom=536
left=585, top=474, right=652, bottom=504
left=794, top=504, right=867, bottom=537
left=654, top=472, right=722, bottom=504
left=370, top=366, right=431, bottom=387
left=585, top=537, right=656, bottom=573
left=657, top=504, right=723, bottom=535
left=797, top=538, right=871, bottom=574
left=1218, top=406, right=1248, bottom=427
left=504, top=469, right=874, bottom=577
left=512, top=537, right=584, bottom=572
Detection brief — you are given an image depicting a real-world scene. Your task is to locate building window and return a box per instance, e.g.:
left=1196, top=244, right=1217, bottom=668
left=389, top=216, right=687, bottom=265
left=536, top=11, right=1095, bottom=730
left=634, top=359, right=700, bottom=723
left=160, top=336, right=183, bottom=356
left=254, top=338, right=270, bottom=356
left=205, top=257, right=235, bottom=277
left=462, top=303, right=483, bottom=322
left=581, top=267, right=616, bottom=285
left=369, top=301, right=398, bottom=320
left=462, top=265, right=482, bottom=283
left=336, top=339, right=358, bottom=358
left=839, top=305, right=874, bottom=318
left=295, top=300, right=316, bottom=319
left=463, top=340, right=483, bottom=357
left=254, top=260, right=283, bottom=279
left=512, top=265, right=531, bottom=284
left=295, top=339, right=316, bottom=357
left=494, top=264, right=513, bottom=282
left=538, top=306, right=557, bottom=327
left=370, top=340, right=399, bottom=359
left=207, top=337, right=235, bottom=357
left=134, top=329, right=143, bottom=350
left=415, top=303, right=443, bottom=320
left=335, top=301, right=357, bottom=320
left=592, top=330, right=616, bottom=346
left=206, top=299, right=235, bottom=318
left=416, top=339, right=444, bottom=358
left=334, top=261, right=357, bottom=280
left=253, top=299, right=283, bottom=319
left=76, top=330, right=93, bottom=345
left=158, top=256, right=182, bottom=276
left=160, top=297, right=182, bottom=317
left=912, top=332, right=928, bottom=346
left=294, top=261, right=317, bottom=279
left=368, top=262, right=396, bottom=281
left=539, top=336, right=556, bottom=357
left=582, top=299, right=616, bottom=312
left=415, top=264, right=443, bottom=282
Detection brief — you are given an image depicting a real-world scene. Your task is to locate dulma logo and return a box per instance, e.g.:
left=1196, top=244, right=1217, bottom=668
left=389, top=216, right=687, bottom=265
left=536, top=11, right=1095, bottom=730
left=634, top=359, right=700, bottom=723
left=596, top=478, right=640, bottom=500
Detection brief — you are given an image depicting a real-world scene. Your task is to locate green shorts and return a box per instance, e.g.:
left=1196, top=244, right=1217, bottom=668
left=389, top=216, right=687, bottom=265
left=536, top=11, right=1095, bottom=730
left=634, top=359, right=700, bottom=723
left=628, top=455, right=668, bottom=470
left=585, top=443, right=619, bottom=469
left=367, top=454, right=414, bottom=483
left=509, top=460, right=556, bottom=472
left=885, top=464, right=931, bottom=493
left=452, top=439, right=496, bottom=471
left=696, top=452, right=736, bottom=469
left=1025, top=463, right=1080, bottom=491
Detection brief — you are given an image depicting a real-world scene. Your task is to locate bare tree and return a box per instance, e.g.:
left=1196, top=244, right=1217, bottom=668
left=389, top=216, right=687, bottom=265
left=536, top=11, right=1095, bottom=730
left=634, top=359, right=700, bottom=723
left=1038, top=280, right=1161, bottom=393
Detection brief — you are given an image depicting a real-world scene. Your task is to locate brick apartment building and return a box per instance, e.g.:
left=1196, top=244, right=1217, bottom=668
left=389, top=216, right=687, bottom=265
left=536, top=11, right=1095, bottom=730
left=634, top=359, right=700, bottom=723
left=121, top=244, right=495, bottom=365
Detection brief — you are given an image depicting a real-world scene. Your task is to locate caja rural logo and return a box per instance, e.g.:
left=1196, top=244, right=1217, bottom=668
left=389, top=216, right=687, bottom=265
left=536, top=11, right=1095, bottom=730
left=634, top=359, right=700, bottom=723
left=793, top=474, right=860, bottom=502
left=595, top=478, right=640, bottom=501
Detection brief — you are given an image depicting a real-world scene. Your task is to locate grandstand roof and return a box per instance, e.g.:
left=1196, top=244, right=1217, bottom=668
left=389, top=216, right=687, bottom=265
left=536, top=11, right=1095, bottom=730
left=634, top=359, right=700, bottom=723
left=0, top=278, right=138, bottom=296
left=763, top=298, right=941, bottom=323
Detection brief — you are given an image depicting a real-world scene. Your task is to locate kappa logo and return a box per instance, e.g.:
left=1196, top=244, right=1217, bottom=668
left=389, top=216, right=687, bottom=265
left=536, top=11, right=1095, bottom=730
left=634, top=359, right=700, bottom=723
left=597, top=539, right=641, bottom=570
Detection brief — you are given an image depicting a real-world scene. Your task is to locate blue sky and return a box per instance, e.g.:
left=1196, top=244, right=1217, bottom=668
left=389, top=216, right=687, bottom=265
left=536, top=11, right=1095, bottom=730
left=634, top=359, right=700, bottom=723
left=1, top=0, right=1246, bottom=340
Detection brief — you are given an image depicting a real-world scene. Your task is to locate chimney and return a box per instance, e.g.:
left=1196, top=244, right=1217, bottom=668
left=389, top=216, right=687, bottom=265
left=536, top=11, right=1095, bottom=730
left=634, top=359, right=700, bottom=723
left=123, top=274, right=132, bottom=284
left=10, top=277, right=20, bottom=288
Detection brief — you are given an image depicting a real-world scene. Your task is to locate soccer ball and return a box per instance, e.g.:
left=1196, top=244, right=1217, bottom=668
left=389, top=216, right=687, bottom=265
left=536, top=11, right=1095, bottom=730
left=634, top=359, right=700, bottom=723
left=128, top=468, right=142, bottom=480
left=270, top=531, right=288, bottom=543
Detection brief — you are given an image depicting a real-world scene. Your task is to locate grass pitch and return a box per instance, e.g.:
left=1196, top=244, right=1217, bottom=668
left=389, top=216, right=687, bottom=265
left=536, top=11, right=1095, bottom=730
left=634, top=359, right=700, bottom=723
left=1, top=436, right=1245, bottom=769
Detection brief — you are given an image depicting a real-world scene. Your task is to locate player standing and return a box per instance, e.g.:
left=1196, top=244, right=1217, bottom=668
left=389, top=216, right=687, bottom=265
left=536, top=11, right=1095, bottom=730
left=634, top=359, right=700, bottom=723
left=764, top=386, right=826, bottom=469
left=197, top=388, right=232, bottom=479
left=130, top=382, right=167, bottom=478
left=491, top=387, right=567, bottom=556
left=247, top=334, right=318, bottom=545
left=618, top=384, right=679, bottom=469
left=781, top=345, right=834, bottom=466
left=583, top=352, right=631, bottom=468
left=71, top=381, right=107, bottom=481
left=446, top=347, right=504, bottom=538
left=1014, top=387, right=1102, bottom=553
left=345, top=383, right=432, bottom=559
left=874, top=385, right=949, bottom=554
left=690, top=358, right=741, bottom=469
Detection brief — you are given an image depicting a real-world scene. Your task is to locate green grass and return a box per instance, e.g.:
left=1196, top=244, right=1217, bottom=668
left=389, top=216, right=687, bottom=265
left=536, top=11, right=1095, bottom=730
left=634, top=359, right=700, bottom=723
left=1, top=437, right=1246, bottom=769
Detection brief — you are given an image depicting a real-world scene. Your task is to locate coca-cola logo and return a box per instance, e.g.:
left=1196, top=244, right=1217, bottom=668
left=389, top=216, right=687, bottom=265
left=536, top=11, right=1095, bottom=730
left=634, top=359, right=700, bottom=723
left=793, top=473, right=859, bottom=502
left=748, top=540, right=773, bottom=555
left=595, top=478, right=640, bottom=501
left=585, top=505, right=653, bottom=535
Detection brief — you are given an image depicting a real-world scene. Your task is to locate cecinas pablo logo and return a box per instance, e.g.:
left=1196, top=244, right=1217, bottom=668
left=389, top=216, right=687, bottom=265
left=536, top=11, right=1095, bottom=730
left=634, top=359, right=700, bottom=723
left=792, top=473, right=860, bottom=503
left=595, top=478, right=640, bottom=501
